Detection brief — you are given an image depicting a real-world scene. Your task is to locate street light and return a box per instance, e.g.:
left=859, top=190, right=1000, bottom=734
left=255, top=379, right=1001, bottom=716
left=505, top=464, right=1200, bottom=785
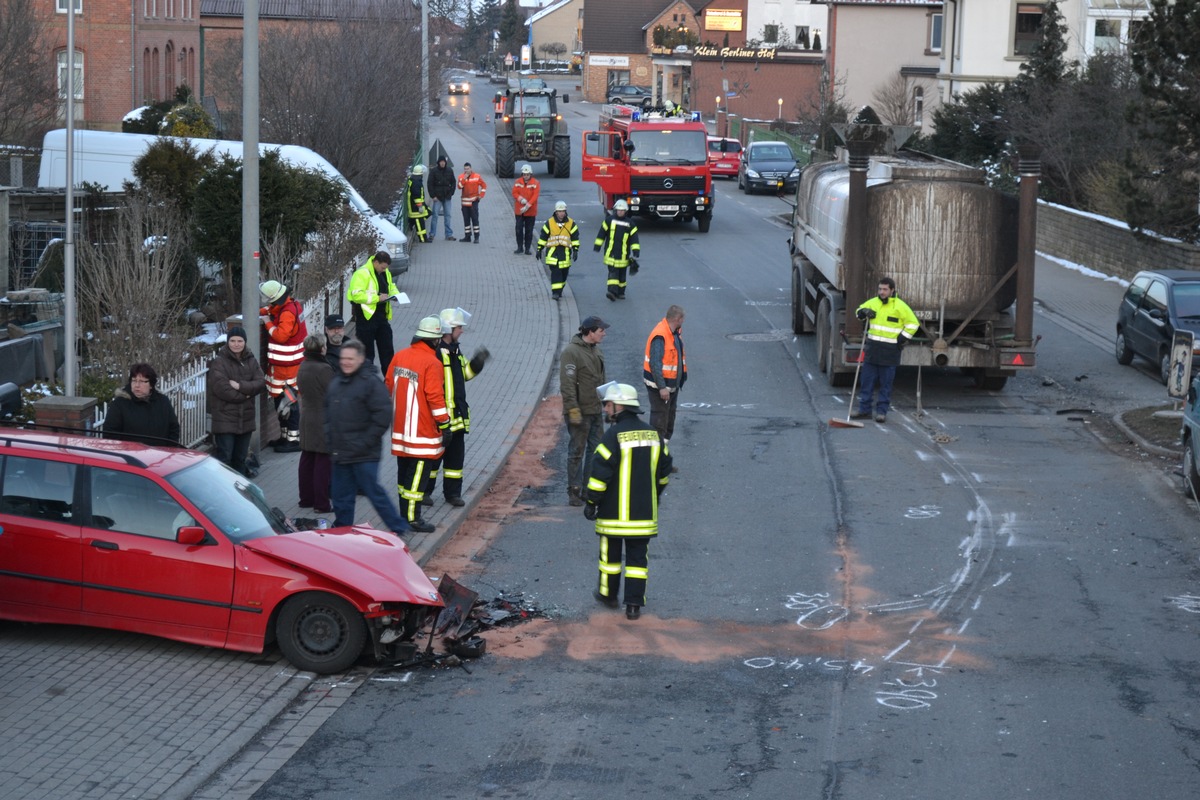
left=778, top=97, right=783, bottom=120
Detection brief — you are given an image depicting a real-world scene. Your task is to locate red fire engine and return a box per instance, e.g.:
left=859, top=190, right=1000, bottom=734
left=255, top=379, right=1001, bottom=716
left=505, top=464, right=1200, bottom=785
left=581, top=104, right=715, bottom=233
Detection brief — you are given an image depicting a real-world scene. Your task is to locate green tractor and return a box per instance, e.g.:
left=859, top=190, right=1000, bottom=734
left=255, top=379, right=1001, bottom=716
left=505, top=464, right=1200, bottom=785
left=493, top=88, right=571, bottom=179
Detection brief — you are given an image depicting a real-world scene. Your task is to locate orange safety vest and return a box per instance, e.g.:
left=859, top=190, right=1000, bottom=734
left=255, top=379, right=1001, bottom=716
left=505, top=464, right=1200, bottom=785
left=458, top=172, right=487, bottom=205
left=262, top=297, right=307, bottom=395
left=512, top=177, right=540, bottom=217
left=386, top=342, right=451, bottom=458
left=642, top=318, right=686, bottom=390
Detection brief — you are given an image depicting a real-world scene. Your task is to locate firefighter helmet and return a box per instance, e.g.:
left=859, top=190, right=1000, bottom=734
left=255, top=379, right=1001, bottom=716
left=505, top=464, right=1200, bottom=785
left=521, top=164, right=533, bottom=175
left=415, top=315, right=444, bottom=339
left=613, top=199, right=629, bottom=212
left=598, top=381, right=640, bottom=409
left=412, top=164, right=425, bottom=176
left=554, top=201, right=567, bottom=212
left=259, top=280, right=287, bottom=304
left=438, top=307, right=472, bottom=331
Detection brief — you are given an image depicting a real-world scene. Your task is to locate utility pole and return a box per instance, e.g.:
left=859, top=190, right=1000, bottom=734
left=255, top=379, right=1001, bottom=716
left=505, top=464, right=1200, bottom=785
left=64, top=0, right=77, bottom=395
left=243, top=0, right=261, bottom=450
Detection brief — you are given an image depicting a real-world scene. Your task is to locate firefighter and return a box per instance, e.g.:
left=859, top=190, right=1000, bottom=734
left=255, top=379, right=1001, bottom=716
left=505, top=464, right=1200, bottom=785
left=536, top=200, right=580, bottom=300
left=384, top=315, right=452, bottom=533
left=423, top=307, right=490, bottom=508
left=512, top=164, right=541, bottom=255
left=593, top=199, right=640, bottom=301
left=258, top=280, right=308, bottom=452
left=584, top=382, right=671, bottom=620
left=405, top=164, right=430, bottom=244
left=457, top=161, right=487, bottom=243
left=851, top=276, right=919, bottom=424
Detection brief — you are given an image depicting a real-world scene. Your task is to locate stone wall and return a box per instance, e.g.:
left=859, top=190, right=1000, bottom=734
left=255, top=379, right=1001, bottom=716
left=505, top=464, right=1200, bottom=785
left=1037, top=202, right=1200, bottom=282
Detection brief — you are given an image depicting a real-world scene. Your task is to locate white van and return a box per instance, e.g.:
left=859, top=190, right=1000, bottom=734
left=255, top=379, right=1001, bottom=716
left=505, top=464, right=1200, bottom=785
left=38, top=129, right=409, bottom=273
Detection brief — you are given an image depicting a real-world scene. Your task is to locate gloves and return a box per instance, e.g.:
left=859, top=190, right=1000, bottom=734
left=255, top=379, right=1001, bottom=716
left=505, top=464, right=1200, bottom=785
left=630, top=258, right=640, bottom=275
left=856, top=308, right=876, bottom=321
left=441, top=427, right=453, bottom=448
left=469, top=346, right=491, bottom=374
left=535, top=248, right=543, bottom=260
left=567, top=407, right=583, bottom=427
left=593, top=244, right=601, bottom=253
left=583, top=503, right=598, bottom=520
left=572, top=247, right=579, bottom=260
left=896, top=336, right=907, bottom=350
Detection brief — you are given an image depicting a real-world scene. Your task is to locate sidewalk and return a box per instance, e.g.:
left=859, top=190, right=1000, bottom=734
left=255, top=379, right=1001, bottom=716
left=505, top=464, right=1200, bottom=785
left=0, top=113, right=578, bottom=800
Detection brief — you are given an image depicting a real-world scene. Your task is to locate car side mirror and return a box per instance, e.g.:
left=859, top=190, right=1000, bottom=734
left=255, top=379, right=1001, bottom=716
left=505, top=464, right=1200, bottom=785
left=561, top=94, right=569, bottom=103
left=623, top=139, right=635, bottom=154
left=176, top=526, right=209, bottom=546
left=1149, top=308, right=1165, bottom=320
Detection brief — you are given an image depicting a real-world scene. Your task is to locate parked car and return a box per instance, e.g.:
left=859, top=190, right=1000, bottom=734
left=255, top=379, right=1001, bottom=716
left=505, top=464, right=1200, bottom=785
left=447, top=76, right=471, bottom=95
left=0, top=431, right=444, bottom=674
left=1182, top=377, right=1200, bottom=497
left=707, top=136, right=742, bottom=178
left=1115, top=269, right=1200, bottom=384
left=738, top=140, right=801, bottom=194
left=607, top=84, right=653, bottom=106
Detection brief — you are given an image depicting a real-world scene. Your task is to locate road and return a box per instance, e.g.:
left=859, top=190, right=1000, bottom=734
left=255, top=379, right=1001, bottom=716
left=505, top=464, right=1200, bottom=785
left=249, top=75, right=1200, bottom=799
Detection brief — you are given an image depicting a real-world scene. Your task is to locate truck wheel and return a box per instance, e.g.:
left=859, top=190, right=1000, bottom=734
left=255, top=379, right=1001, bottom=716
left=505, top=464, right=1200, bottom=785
left=552, top=138, right=571, bottom=178
left=495, top=138, right=515, bottom=178
left=816, top=300, right=830, bottom=373
left=697, top=212, right=712, bottom=233
left=791, top=269, right=805, bottom=334
left=276, top=592, right=367, bottom=674
left=973, top=371, right=1010, bottom=391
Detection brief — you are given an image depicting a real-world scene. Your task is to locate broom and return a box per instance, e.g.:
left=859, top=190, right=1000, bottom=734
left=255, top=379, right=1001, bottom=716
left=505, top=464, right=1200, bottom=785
left=829, top=322, right=867, bottom=429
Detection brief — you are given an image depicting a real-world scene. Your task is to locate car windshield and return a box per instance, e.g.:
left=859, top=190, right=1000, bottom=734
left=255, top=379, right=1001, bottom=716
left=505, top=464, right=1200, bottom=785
left=709, top=140, right=741, bottom=154
left=751, top=145, right=795, bottom=161
left=629, top=129, right=707, bottom=165
left=513, top=95, right=551, bottom=116
left=1175, top=283, right=1200, bottom=318
left=167, top=458, right=289, bottom=542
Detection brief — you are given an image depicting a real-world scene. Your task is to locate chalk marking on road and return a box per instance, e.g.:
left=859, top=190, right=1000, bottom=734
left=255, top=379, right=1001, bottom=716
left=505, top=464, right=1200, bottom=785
left=972, top=472, right=983, bottom=483
left=884, top=640, right=910, bottom=661
left=956, top=618, right=971, bottom=635
left=909, top=618, right=925, bottom=634
left=904, top=504, right=941, bottom=519
left=942, top=472, right=955, bottom=484
left=993, top=572, right=1011, bottom=587
left=1165, top=595, right=1200, bottom=613
left=916, top=450, right=935, bottom=461
left=972, top=595, right=983, bottom=611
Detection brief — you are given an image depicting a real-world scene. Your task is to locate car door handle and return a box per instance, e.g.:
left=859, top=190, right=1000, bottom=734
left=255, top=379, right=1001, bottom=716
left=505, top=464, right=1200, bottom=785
left=89, top=540, right=118, bottom=551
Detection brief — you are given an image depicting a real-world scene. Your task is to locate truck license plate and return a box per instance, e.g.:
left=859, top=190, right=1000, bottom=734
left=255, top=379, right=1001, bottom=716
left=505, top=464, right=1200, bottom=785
left=657, top=205, right=679, bottom=213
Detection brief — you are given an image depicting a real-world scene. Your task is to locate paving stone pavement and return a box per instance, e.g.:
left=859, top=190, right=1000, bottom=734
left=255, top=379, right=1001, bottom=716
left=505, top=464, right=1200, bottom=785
left=0, top=113, right=579, bottom=800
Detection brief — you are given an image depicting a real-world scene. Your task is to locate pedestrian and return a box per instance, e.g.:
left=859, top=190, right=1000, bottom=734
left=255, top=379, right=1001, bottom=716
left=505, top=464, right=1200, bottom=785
left=297, top=334, right=334, bottom=513
left=207, top=326, right=266, bottom=476
left=643, top=305, right=687, bottom=468
left=851, top=276, right=919, bottom=424
left=423, top=307, right=491, bottom=508
left=324, top=314, right=346, bottom=371
left=427, top=154, right=457, bottom=241
left=457, top=161, right=487, bottom=243
left=258, top=280, right=307, bottom=452
left=405, top=164, right=430, bottom=244
left=325, top=339, right=412, bottom=537
left=384, top=316, right=452, bottom=533
left=560, top=315, right=609, bottom=507
left=103, top=362, right=182, bottom=446
left=593, top=199, right=640, bottom=301
left=536, top=200, right=580, bottom=300
left=346, top=251, right=401, bottom=374
left=583, top=382, right=672, bottom=621
left=512, top=164, right=541, bottom=255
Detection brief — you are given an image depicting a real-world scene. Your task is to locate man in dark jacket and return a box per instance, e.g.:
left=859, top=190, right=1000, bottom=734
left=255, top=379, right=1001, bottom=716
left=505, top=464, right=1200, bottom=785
left=207, top=326, right=266, bottom=476
left=298, top=334, right=334, bottom=513
left=427, top=154, right=456, bottom=241
left=324, top=314, right=346, bottom=371
left=325, top=339, right=412, bottom=536
left=559, top=316, right=609, bottom=506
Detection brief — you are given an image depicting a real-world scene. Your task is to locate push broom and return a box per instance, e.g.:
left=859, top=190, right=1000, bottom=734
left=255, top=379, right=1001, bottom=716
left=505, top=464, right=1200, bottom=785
left=829, top=321, right=867, bottom=429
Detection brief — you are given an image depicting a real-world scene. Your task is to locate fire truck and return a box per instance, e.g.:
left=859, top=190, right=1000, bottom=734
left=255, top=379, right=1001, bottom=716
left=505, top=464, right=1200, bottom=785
left=581, top=104, right=715, bottom=233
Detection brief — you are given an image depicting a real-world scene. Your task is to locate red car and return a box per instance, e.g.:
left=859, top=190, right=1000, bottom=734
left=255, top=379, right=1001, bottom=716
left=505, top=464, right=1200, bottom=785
left=0, top=431, right=443, bottom=674
left=707, top=136, right=742, bottom=178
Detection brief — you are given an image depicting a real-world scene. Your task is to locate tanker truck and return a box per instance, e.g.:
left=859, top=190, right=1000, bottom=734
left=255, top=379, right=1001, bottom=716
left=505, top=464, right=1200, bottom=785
left=788, top=135, right=1040, bottom=390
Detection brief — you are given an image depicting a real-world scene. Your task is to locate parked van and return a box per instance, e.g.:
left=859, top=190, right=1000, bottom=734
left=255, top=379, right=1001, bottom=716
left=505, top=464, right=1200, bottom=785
left=37, top=129, right=409, bottom=273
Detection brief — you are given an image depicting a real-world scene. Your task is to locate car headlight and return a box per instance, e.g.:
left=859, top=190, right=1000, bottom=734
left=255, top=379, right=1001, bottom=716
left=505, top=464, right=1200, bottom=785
left=789, top=168, right=800, bottom=178
left=746, top=169, right=760, bottom=178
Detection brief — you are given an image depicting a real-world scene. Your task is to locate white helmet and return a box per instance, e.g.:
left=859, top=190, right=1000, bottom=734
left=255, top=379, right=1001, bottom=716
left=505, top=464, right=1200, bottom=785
left=521, top=164, right=533, bottom=175
left=613, top=199, right=629, bottom=212
left=554, top=201, right=567, bottom=212
left=412, top=164, right=426, bottom=176
left=597, top=381, right=640, bottom=409
left=415, top=315, right=444, bottom=339
left=438, top=307, right=472, bottom=331
left=259, top=280, right=287, bottom=303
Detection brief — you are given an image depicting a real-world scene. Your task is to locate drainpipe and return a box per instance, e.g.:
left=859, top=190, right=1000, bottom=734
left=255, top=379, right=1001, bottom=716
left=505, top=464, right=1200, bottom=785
left=844, top=138, right=872, bottom=338
left=1015, top=144, right=1041, bottom=345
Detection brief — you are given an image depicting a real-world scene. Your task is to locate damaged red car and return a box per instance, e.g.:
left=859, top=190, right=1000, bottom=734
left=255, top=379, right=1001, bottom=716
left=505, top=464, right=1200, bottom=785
left=0, top=431, right=443, bottom=674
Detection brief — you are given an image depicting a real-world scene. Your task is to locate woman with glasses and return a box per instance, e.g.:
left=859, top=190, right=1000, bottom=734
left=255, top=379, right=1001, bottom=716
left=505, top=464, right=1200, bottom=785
left=102, top=362, right=182, bottom=446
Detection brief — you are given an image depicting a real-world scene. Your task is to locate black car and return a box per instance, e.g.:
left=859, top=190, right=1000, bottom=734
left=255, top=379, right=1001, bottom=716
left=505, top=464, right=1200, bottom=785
left=607, top=85, right=653, bottom=106
left=1115, top=269, right=1200, bottom=384
left=738, top=140, right=801, bottom=194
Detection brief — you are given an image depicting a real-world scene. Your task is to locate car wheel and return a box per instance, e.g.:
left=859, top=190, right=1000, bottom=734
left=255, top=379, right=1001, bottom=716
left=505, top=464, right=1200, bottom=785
left=1160, top=351, right=1172, bottom=385
left=1115, top=329, right=1134, bottom=365
left=276, top=593, right=368, bottom=674
left=1185, top=437, right=1200, bottom=498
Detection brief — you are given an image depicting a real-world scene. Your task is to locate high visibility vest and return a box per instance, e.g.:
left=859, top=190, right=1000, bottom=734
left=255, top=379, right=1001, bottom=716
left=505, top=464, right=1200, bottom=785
left=406, top=178, right=429, bottom=219
left=439, top=342, right=478, bottom=433
left=643, top=318, right=686, bottom=389
left=856, top=296, right=919, bottom=344
left=458, top=172, right=487, bottom=204
left=347, top=258, right=398, bottom=321
left=538, top=216, right=579, bottom=266
left=585, top=411, right=671, bottom=537
left=386, top=342, right=451, bottom=459
left=262, top=297, right=307, bottom=394
left=594, top=214, right=639, bottom=268
left=512, top=177, right=540, bottom=217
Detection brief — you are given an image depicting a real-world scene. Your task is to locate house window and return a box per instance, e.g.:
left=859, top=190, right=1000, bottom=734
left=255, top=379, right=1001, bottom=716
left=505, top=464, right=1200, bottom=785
left=1093, top=18, right=1122, bottom=52
left=1014, top=3, right=1046, bottom=56
left=145, top=0, right=156, bottom=17
left=795, top=26, right=810, bottom=48
left=928, top=12, right=943, bottom=53
left=56, top=0, right=82, bottom=13
left=56, top=50, right=84, bottom=100
left=763, top=23, right=779, bottom=43
left=913, top=86, right=924, bottom=126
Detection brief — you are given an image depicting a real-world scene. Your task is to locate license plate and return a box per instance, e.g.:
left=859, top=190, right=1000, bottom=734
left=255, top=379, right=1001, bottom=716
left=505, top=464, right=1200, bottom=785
left=717, top=162, right=732, bottom=168
left=657, top=205, right=679, bottom=212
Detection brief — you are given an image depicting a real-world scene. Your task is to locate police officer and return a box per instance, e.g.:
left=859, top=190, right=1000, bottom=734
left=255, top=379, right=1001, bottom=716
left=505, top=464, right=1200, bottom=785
left=851, top=276, right=919, bottom=424
left=584, top=382, right=672, bottom=620
left=536, top=200, right=580, bottom=300
left=593, top=199, right=640, bottom=301
left=423, top=307, right=490, bottom=508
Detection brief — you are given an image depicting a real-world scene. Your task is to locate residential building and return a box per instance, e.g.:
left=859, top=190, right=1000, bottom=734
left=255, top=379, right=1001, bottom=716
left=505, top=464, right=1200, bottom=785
left=744, top=0, right=827, bottom=49
left=526, top=0, right=583, bottom=64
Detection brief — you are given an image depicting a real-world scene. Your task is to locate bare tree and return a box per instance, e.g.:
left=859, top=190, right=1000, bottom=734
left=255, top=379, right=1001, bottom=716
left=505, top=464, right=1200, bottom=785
left=539, top=42, right=568, bottom=64
left=73, top=195, right=201, bottom=380
left=0, top=0, right=57, bottom=145
left=871, top=73, right=917, bottom=127
left=428, top=0, right=468, bottom=23
left=793, top=67, right=852, bottom=154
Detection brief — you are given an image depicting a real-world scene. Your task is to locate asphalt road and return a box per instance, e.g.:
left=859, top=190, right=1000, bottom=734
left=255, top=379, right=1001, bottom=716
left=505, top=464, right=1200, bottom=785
left=251, top=75, right=1200, bottom=800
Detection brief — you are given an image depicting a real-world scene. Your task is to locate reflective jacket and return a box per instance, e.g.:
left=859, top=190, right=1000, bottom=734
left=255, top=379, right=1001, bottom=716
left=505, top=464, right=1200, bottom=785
left=261, top=297, right=307, bottom=394
left=586, top=410, right=671, bottom=537
left=594, top=213, right=639, bottom=268
left=856, top=295, right=919, bottom=368
left=537, top=215, right=579, bottom=266
left=406, top=176, right=429, bottom=219
left=347, top=256, right=399, bottom=322
left=458, top=171, right=487, bottom=205
left=386, top=340, right=451, bottom=458
left=643, top=318, right=687, bottom=391
left=438, top=340, right=484, bottom=433
left=512, top=176, right=540, bottom=217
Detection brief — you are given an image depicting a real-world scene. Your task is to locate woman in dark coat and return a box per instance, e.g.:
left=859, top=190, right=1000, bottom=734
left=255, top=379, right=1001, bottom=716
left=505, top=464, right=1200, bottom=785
left=207, top=326, right=266, bottom=475
left=297, top=334, right=334, bottom=512
left=103, top=362, right=182, bottom=446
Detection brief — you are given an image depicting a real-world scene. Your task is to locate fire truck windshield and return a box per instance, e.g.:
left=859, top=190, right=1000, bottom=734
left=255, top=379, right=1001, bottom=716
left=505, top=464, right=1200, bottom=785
left=628, top=129, right=707, bottom=165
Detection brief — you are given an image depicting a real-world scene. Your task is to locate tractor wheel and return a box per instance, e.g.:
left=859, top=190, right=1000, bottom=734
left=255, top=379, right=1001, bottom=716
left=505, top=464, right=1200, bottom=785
left=495, top=138, right=515, bottom=178
left=552, top=138, right=571, bottom=178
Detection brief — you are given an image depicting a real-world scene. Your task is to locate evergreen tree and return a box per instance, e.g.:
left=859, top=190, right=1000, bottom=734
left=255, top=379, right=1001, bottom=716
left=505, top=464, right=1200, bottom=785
left=1011, top=0, right=1072, bottom=97
left=498, top=0, right=524, bottom=59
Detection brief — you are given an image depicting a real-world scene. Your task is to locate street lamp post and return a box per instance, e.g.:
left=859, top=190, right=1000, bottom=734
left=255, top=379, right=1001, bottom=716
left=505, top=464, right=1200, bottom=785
left=778, top=97, right=783, bottom=121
